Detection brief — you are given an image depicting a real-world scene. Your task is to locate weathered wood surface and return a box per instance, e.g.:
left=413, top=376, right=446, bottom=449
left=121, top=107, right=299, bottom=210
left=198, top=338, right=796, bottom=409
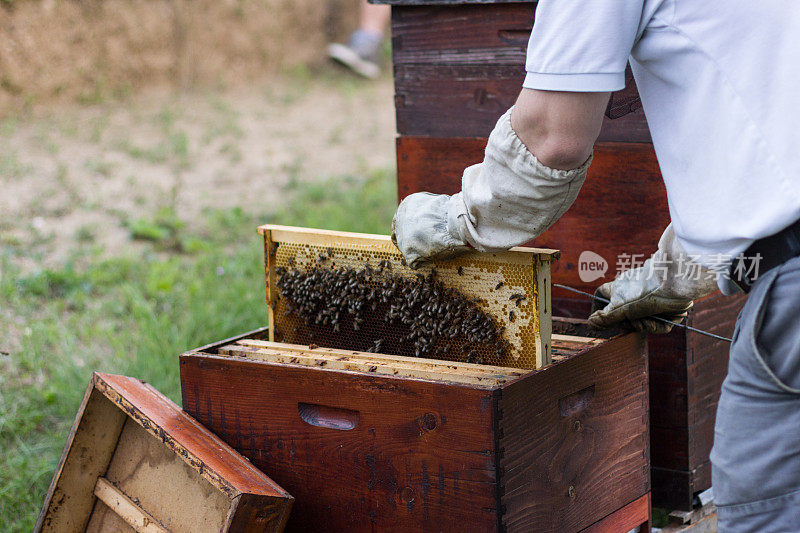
left=498, top=331, right=649, bottom=532
left=391, top=5, right=650, bottom=142
left=181, top=353, right=500, bottom=532
left=181, top=323, right=650, bottom=532
left=650, top=292, right=745, bottom=510
left=36, top=373, right=293, bottom=532
left=580, top=493, right=650, bottom=533
left=36, top=384, right=128, bottom=532
left=92, top=477, right=168, bottom=533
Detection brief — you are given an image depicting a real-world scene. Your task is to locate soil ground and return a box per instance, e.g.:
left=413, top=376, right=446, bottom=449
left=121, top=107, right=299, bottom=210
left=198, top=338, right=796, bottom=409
left=0, top=67, right=396, bottom=271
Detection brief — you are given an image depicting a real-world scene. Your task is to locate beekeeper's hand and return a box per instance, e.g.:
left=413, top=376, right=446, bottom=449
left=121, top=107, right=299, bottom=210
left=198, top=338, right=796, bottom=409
left=589, top=225, right=719, bottom=333
left=391, top=192, right=471, bottom=269
left=391, top=106, right=591, bottom=268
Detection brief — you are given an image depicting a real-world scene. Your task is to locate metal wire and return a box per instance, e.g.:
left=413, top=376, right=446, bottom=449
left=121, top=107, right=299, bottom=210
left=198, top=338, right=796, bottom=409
left=553, top=283, right=733, bottom=343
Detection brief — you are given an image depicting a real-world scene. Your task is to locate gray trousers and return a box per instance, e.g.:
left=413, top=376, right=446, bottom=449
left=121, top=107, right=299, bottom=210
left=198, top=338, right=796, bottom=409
left=711, top=255, right=800, bottom=531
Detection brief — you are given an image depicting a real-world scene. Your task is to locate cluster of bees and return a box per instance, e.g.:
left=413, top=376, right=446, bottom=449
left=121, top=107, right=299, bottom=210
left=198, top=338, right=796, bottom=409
left=275, top=257, right=511, bottom=364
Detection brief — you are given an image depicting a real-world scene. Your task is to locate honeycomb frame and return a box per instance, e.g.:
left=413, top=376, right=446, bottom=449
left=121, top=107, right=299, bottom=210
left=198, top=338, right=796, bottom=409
left=258, top=224, right=558, bottom=369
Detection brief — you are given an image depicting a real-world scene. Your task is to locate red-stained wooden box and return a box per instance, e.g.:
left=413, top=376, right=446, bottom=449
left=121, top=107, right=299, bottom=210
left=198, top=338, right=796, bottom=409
left=37, top=373, right=293, bottom=532
left=180, top=321, right=650, bottom=532
left=376, top=0, right=746, bottom=509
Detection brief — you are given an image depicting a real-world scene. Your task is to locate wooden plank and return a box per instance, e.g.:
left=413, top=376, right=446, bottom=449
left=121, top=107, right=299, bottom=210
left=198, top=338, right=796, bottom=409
left=35, top=385, right=128, bottom=532
left=498, top=332, right=649, bottom=532
left=258, top=224, right=557, bottom=260
left=85, top=500, right=137, bottom=532
left=92, top=477, right=168, bottom=533
left=236, top=339, right=527, bottom=376
left=180, top=353, right=499, bottom=532
left=580, top=493, right=650, bottom=533
left=685, top=293, right=744, bottom=474
left=551, top=334, right=604, bottom=345
left=536, top=253, right=553, bottom=366
left=218, top=344, right=519, bottom=386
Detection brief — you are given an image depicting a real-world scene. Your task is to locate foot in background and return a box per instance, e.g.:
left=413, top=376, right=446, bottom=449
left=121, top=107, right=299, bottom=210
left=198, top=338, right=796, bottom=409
left=327, top=29, right=383, bottom=79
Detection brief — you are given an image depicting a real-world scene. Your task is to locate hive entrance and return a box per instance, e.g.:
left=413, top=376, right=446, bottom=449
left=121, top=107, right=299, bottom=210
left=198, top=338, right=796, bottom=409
left=260, top=225, right=556, bottom=369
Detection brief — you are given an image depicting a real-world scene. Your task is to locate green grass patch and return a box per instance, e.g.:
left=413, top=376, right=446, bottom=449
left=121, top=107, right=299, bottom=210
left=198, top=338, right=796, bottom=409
left=0, top=167, right=396, bottom=530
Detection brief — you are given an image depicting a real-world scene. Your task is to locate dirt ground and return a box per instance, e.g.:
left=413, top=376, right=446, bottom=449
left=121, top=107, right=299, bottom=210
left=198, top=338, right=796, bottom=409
left=0, top=69, right=396, bottom=271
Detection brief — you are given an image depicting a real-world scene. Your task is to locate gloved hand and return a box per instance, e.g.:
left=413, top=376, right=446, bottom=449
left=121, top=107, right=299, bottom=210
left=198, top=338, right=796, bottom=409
left=588, top=224, right=718, bottom=333
left=391, top=193, right=472, bottom=269
left=391, top=107, right=591, bottom=268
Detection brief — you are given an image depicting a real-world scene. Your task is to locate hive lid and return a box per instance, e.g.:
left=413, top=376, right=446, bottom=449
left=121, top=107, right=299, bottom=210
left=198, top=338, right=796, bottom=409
left=258, top=224, right=558, bottom=369
left=36, top=373, right=293, bottom=532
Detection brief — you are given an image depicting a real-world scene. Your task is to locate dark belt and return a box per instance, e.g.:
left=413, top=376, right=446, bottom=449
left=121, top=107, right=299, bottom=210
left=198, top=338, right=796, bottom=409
left=730, top=217, right=800, bottom=293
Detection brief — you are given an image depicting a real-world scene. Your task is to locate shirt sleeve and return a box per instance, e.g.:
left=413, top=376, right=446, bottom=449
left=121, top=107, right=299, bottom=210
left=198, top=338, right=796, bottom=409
left=524, top=0, right=646, bottom=92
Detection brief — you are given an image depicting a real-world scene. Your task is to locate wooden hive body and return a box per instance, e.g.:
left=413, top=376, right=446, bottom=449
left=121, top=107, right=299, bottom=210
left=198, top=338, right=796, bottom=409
left=36, top=373, right=293, bottom=532
left=180, top=320, right=650, bottom=532
left=378, top=0, right=746, bottom=509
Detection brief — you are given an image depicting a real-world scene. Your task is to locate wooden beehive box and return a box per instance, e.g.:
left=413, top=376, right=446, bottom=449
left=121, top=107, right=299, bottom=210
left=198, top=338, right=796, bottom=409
left=36, top=373, right=293, bottom=532
left=180, top=320, right=650, bottom=532
left=259, top=224, right=558, bottom=369
left=376, top=0, right=746, bottom=509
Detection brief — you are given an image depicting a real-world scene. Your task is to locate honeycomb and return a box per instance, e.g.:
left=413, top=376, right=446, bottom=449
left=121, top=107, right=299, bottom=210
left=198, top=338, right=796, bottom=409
left=260, top=225, right=555, bottom=369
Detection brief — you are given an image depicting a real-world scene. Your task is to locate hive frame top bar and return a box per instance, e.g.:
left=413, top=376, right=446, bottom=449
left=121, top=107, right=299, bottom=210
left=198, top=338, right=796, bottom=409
left=257, top=224, right=560, bottom=261
left=260, top=224, right=557, bottom=369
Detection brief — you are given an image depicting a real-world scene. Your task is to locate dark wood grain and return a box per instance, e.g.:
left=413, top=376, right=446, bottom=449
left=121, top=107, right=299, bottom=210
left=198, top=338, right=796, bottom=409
left=180, top=353, right=500, bottom=533
left=498, top=332, right=649, bottom=532
left=391, top=5, right=650, bottom=142
left=180, top=325, right=650, bottom=531
left=580, top=493, right=650, bottom=533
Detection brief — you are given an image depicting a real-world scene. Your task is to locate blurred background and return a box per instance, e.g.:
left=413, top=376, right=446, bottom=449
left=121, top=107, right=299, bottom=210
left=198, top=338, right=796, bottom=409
left=0, top=1, right=396, bottom=529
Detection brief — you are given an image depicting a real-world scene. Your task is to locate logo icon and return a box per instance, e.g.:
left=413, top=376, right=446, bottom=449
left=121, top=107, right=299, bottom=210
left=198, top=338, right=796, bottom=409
left=578, top=251, right=608, bottom=283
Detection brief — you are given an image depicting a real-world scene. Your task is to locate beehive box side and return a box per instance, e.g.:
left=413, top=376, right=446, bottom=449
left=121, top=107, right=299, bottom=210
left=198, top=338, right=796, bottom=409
left=390, top=4, right=650, bottom=142
left=37, top=373, right=293, bottom=533
left=35, top=382, right=128, bottom=532
left=179, top=352, right=500, bottom=532
left=579, top=493, right=651, bottom=533
left=497, top=332, right=650, bottom=533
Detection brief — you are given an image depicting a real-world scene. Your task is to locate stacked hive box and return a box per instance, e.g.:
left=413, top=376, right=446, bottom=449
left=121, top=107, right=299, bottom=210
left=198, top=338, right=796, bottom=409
left=181, top=324, right=650, bottom=532
left=378, top=0, right=745, bottom=510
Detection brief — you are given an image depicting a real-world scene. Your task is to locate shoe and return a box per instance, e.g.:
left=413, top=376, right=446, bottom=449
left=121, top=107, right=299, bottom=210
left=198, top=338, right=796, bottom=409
left=327, top=30, right=382, bottom=79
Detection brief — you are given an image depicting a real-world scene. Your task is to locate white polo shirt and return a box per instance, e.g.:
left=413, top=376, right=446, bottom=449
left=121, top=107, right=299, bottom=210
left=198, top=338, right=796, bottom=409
left=524, top=0, right=800, bottom=292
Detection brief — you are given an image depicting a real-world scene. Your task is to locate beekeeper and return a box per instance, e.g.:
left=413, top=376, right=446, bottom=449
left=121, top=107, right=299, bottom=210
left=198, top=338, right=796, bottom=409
left=391, top=1, right=800, bottom=530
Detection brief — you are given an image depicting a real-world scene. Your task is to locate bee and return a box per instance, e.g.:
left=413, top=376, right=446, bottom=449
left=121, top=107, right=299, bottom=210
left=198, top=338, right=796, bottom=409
left=509, top=311, right=515, bottom=322
left=495, top=281, right=504, bottom=290
left=457, top=266, right=464, bottom=276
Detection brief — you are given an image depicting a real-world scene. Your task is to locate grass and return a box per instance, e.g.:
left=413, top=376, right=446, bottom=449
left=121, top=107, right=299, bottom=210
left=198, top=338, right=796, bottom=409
left=1, top=169, right=396, bottom=529
left=0, top=168, right=397, bottom=531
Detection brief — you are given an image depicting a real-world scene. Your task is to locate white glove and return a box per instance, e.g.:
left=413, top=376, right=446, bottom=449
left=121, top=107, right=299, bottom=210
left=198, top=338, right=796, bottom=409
left=589, top=224, right=719, bottom=334
left=391, top=193, right=472, bottom=269
left=391, top=107, right=591, bottom=268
